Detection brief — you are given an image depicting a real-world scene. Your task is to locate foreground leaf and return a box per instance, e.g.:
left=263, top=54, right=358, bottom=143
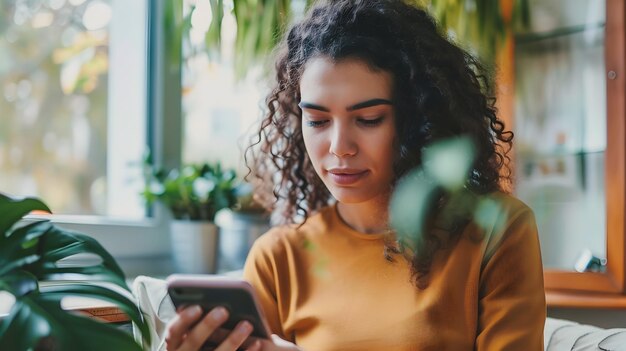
left=40, top=283, right=151, bottom=345
left=0, top=194, right=50, bottom=236
left=0, top=297, right=142, bottom=351
left=0, top=193, right=151, bottom=349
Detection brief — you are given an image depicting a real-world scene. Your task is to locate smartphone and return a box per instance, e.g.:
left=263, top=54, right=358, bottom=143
left=166, top=274, right=272, bottom=344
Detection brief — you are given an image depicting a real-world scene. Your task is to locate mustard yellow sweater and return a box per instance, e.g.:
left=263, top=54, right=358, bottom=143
left=243, top=193, right=546, bottom=350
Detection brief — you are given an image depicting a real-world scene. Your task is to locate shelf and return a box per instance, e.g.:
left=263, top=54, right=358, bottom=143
left=546, top=289, right=626, bottom=309
left=516, top=22, right=605, bottom=44
left=517, top=149, right=604, bottom=160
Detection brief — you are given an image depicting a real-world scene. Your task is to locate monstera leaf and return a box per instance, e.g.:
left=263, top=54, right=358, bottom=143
left=0, top=194, right=151, bottom=350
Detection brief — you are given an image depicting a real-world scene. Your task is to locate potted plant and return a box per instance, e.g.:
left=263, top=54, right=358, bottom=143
left=142, top=162, right=238, bottom=274
left=0, top=193, right=150, bottom=350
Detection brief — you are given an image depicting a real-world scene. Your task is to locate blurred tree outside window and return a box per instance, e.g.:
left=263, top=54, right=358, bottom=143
left=0, top=0, right=148, bottom=219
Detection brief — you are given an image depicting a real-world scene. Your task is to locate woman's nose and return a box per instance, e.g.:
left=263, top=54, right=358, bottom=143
left=329, top=124, right=357, bottom=157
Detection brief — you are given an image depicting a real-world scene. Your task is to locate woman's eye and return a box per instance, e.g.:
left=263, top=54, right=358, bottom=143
left=305, top=120, right=329, bottom=128
left=358, top=116, right=384, bottom=127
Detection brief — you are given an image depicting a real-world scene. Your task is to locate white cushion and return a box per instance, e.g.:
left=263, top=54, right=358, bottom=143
left=545, top=317, right=626, bottom=351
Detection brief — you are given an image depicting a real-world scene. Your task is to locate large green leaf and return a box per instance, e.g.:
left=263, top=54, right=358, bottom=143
left=390, top=169, right=439, bottom=247
left=0, top=221, right=49, bottom=277
left=33, top=226, right=127, bottom=286
left=0, top=270, right=38, bottom=298
left=390, top=136, right=481, bottom=249
left=0, top=298, right=52, bottom=351
left=0, top=297, right=143, bottom=351
left=39, top=283, right=151, bottom=345
left=0, top=194, right=50, bottom=235
left=0, top=194, right=151, bottom=349
left=0, top=270, right=39, bottom=298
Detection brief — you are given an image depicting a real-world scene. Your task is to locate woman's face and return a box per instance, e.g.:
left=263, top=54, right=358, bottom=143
left=300, top=56, right=397, bottom=205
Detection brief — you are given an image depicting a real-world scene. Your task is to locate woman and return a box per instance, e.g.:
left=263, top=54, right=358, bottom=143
left=165, top=0, right=546, bottom=350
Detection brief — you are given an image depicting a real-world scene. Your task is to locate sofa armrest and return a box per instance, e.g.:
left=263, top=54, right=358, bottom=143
left=545, top=317, right=626, bottom=351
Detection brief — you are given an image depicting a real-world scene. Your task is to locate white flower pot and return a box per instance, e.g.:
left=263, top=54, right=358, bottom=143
left=170, top=220, right=218, bottom=274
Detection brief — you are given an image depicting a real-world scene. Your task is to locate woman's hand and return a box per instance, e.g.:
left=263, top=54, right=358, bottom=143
left=165, top=305, right=301, bottom=351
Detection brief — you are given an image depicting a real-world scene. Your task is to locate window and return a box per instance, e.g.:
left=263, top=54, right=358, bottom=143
left=0, top=0, right=148, bottom=220
left=181, top=0, right=264, bottom=173
left=0, top=0, right=173, bottom=276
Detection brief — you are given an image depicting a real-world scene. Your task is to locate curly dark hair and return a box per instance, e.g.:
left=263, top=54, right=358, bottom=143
left=245, top=0, right=513, bottom=289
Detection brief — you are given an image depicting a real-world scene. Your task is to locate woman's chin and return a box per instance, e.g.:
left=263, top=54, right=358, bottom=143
left=328, top=188, right=383, bottom=205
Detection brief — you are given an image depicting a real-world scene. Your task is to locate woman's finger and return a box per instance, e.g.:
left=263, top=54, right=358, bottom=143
left=214, top=320, right=254, bottom=351
left=178, top=307, right=230, bottom=351
left=245, top=340, right=262, bottom=351
left=164, top=305, right=203, bottom=350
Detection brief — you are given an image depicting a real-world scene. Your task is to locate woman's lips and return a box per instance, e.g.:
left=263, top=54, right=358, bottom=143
left=326, top=169, right=369, bottom=185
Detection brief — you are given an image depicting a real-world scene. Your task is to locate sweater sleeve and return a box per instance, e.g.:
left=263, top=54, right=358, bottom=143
left=475, top=208, right=547, bottom=351
left=243, top=233, right=292, bottom=342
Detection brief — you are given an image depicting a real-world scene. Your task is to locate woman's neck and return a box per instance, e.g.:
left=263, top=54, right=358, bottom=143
left=336, top=197, right=390, bottom=234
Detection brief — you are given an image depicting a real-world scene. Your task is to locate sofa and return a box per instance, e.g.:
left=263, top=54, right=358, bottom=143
left=544, top=318, right=626, bottom=351
left=132, top=276, right=626, bottom=351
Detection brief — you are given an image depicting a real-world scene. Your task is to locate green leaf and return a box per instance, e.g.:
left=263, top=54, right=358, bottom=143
left=258, top=0, right=277, bottom=56
left=0, top=193, right=151, bottom=349
left=0, top=270, right=38, bottom=297
left=422, top=136, right=475, bottom=191
left=0, top=296, right=143, bottom=351
left=434, top=188, right=477, bottom=231
left=205, top=0, right=225, bottom=58
left=0, top=298, right=52, bottom=351
left=390, top=169, right=439, bottom=247
left=40, top=283, right=151, bottom=346
left=0, top=221, right=50, bottom=276
left=140, top=160, right=238, bottom=220
left=39, top=227, right=126, bottom=279
left=422, top=0, right=530, bottom=64
left=231, top=0, right=291, bottom=79
left=0, top=194, right=51, bottom=235
left=35, top=267, right=128, bottom=292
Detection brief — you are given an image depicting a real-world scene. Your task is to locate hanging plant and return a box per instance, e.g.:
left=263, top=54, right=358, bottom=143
left=168, top=0, right=529, bottom=78
left=421, top=0, right=530, bottom=64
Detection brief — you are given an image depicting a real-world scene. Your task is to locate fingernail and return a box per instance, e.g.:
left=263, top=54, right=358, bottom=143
left=185, top=305, right=202, bottom=318
left=210, top=307, right=228, bottom=321
left=236, top=321, right=253, bottom=335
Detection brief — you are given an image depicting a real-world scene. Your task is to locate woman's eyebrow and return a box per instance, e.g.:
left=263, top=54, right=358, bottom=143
left=346, top=98, right=392, bottom=111
left=298, top=98, right=392, bottom=112
left=298, top=102, right=330, bottom=112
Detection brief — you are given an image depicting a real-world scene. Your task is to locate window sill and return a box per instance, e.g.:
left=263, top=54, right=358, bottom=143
left=546, top=289, right=626, bottom=309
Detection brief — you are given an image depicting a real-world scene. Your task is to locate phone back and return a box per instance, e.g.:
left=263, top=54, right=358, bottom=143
left=167, top=274, right=271, bottom=339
